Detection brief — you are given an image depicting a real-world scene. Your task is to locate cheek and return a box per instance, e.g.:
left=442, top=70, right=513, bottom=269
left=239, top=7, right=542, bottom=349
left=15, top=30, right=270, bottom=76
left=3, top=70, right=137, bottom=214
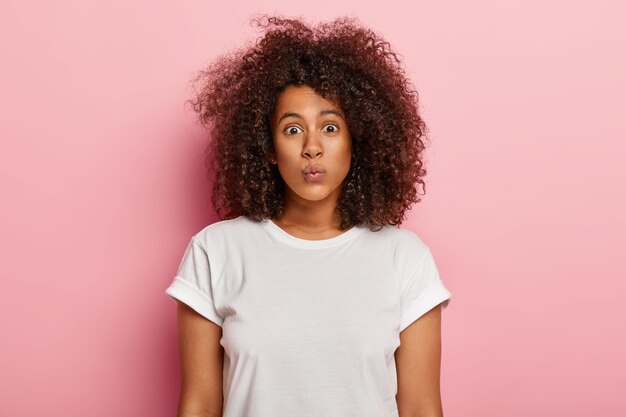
left=274, top=148, right=299, bottom=166
left=272, top=141, right=290, bottom=162
left=339, top=141, right=352, bottom=164
left=274, top=136, right=298, bottom=152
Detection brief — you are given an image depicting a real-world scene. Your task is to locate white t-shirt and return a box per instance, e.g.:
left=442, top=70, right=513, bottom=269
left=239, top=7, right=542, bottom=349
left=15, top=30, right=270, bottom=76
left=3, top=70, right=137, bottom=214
left=165, top=215, right=452, bottom=417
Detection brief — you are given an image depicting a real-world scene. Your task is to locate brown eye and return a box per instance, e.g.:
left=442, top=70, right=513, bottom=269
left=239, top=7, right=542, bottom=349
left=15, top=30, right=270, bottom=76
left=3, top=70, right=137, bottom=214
left=284, top=126, right=302, bottom=135
left=323, top=124, right=339, bottom=133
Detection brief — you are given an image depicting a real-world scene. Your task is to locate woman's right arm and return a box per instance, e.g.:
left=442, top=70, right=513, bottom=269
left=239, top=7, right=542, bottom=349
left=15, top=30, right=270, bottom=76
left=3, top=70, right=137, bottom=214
left=175, top=300, right=224, bottom=417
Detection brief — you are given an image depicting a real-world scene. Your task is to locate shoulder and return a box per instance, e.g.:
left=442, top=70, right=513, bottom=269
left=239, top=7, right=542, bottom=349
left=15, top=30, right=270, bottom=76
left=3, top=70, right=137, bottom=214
left=185, top=216, right=259, bottom=277
left=393, top=225, right=429, bottom=249
left=191, top=215, right=258, bottom=248
left=365, top=224, right=429, bottom=254
left=366, top=225, right=431, bottom=275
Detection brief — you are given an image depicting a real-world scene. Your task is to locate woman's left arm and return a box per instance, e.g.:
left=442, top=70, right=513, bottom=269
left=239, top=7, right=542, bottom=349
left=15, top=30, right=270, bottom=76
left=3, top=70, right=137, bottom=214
left=395, top=304, right=445, bottom=417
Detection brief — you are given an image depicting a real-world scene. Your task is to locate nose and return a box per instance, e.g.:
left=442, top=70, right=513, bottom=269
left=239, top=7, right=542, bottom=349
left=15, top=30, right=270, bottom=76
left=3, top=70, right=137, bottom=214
left=302, top=131, right=323, bottom=159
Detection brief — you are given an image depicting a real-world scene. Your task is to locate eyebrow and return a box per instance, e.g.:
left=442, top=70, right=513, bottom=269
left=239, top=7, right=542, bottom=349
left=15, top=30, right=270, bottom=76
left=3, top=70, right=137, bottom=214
left=277, top=109, right=345, bottom=124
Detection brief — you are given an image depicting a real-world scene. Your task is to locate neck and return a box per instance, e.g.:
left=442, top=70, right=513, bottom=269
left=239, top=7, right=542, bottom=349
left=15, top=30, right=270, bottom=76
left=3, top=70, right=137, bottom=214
left=275, top=188, right=344, bottom=234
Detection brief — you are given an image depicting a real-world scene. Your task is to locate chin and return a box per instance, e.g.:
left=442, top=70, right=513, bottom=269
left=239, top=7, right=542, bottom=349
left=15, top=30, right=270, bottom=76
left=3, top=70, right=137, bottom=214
left=287, top=185, right=333, bottom=202
left=284, top=179, right=343, bottom=202
left=296, top=190, right=331, bottom=202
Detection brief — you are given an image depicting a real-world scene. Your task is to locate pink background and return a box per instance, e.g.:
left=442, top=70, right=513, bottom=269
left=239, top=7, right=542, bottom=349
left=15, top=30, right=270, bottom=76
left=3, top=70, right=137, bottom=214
left=2, top=1, right=624, bottom=416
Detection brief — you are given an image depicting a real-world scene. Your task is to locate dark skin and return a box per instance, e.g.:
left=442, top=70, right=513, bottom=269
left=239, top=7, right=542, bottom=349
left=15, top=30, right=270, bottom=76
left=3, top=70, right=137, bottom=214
left=395, top=305, right=445, bottom=417
left=268, top=84, right=353, bottom=239
left=175, top=84, right=445, bottom=417
left=175, top=302, right=223, bottom=417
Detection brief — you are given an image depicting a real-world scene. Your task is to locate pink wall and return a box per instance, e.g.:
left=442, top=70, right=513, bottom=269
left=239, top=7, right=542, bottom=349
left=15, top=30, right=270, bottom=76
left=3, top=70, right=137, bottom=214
left=2, top=1, right=624, bottom=416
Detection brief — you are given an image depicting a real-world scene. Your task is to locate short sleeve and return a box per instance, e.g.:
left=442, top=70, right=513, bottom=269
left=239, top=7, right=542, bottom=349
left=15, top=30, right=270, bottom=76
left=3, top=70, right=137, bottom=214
left=399, top=248, right=452, bottom=332
left=165, top=237, right=224, bottom=327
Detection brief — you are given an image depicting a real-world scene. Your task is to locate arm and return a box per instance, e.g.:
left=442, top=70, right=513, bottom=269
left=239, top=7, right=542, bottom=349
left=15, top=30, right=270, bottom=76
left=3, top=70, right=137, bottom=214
left=395, top=304, right=444, bottom=417
left=175, top=300, right=224, bottom=417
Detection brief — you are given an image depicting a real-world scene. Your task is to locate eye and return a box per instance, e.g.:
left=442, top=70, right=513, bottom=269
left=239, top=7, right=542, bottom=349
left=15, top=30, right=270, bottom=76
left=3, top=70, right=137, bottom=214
left=322, top=123, right=339, bottom=133
left=284, top=126, right=302, bottom=135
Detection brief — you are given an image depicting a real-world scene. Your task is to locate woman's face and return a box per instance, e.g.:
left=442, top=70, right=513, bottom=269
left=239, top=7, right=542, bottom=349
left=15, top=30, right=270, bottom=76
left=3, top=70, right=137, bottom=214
left=269, top=84, right=352, bottom=205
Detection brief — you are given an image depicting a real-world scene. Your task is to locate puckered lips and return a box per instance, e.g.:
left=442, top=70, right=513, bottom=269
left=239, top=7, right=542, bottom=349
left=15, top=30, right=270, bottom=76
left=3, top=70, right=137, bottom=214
left=303, top=164, right=326, bottom=182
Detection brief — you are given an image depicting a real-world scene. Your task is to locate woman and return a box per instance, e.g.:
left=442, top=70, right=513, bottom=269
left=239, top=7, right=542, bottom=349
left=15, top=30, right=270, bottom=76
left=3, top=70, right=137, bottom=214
left=166, top=14, right=452, bottom=417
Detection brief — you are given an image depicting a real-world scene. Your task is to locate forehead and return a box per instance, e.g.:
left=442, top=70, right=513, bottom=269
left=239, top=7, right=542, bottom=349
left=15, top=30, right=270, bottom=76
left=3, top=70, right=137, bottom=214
left=273, top=85, right=341, bottom=113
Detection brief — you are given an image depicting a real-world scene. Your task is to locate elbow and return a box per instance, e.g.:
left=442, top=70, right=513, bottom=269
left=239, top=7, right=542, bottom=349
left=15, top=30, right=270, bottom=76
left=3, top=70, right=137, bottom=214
left=400, top=414, right=443, bottom=417
left=398, top=407, right=444, bottom=417
left=177, top=411, right=222, bottom=417
left=177, top=404, right=223, bottom=417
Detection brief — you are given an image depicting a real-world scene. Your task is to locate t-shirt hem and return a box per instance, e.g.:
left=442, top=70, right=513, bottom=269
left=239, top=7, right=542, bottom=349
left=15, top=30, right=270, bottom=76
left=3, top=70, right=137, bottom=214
left=165, top=276, right=224, bottom=327
left=399, top=279, right=452, bottom=332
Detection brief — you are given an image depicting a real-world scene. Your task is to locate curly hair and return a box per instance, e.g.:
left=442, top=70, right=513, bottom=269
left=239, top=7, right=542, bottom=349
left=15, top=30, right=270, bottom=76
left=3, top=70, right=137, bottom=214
left=187, top=14, right=431, bottom=231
